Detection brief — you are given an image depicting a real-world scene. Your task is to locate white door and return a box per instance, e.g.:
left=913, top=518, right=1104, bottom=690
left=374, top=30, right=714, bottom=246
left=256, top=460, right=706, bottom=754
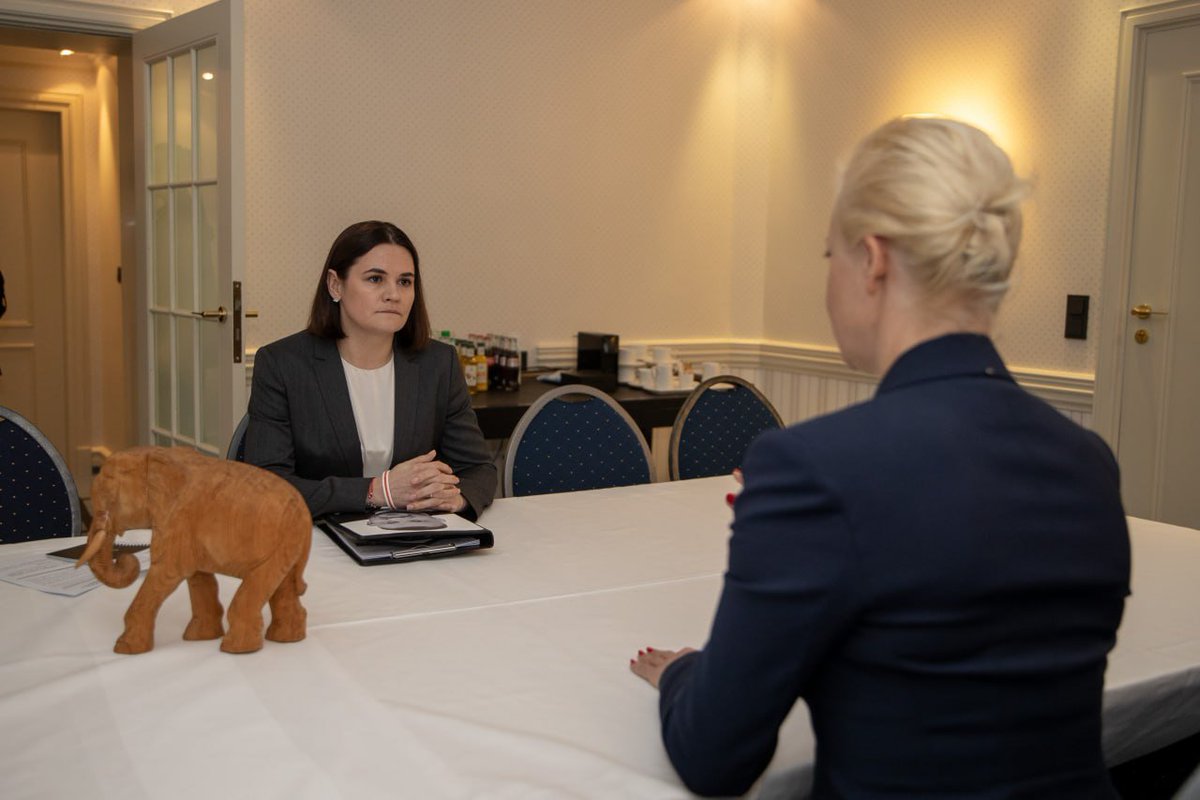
left=0, top=108, right=68, bottom=455
left=1105, top=14, right=1200, bottom=529
left=133, top=0, right=244, bottom=455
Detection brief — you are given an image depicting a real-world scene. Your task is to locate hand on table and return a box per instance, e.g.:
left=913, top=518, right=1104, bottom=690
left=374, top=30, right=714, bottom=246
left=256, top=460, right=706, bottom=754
left=385, top=451, right=466, bottom=513
left=630, top=646, right=696, bottom=689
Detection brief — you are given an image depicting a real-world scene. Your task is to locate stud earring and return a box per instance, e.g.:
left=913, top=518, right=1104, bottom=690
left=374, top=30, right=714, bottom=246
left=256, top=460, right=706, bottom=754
left=331, top=296, right=340, bottom=303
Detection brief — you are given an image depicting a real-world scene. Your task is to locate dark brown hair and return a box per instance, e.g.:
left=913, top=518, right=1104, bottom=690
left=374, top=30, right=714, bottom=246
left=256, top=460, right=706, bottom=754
left=306, top=220, right=431, bottom=351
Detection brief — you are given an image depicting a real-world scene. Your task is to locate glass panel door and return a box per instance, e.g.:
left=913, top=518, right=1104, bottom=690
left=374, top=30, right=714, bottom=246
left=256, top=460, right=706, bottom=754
left=135, top=0, right=243, bottom=456
left=145, top=44, right=220, bottom=451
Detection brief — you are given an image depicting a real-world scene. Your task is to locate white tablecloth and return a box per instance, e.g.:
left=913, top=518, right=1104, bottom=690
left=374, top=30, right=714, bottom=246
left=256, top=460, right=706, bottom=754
left=1, top=476, right=1197, bottom=799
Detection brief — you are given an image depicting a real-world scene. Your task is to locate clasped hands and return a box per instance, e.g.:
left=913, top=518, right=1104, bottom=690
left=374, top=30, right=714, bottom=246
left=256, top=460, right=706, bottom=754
left=376, top=450, right=465, bottom=514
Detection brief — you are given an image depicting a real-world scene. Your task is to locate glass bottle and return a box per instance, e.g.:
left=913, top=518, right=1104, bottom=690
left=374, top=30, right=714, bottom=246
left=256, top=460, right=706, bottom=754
left=474, top=341, right=488, bottom=393
left=459, top=339, right=477, bottom=394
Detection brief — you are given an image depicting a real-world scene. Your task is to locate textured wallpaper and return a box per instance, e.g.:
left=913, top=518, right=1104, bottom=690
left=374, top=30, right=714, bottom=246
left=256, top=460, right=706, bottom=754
left=238, top=0, right=744, bottom=351
left=116, top=0, right=1158, bottom=375
left=762, top=0, right=1141, bottom=373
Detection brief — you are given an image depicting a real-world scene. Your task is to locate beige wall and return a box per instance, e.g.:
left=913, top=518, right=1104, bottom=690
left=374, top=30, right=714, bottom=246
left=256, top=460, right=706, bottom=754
left=116, top=0, right=1155, bottom=377
left=235, top=0, right=752, bottom=351
left=762, top=0, right=1143, bottom=375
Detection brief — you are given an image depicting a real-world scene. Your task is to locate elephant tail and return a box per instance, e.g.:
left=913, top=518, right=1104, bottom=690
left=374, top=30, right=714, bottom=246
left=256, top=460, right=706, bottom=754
left=76, top=510, right=141, bottom=589
left=294, top=526, right=310, bottom=597
left=292, top=565, right=307, bottom=597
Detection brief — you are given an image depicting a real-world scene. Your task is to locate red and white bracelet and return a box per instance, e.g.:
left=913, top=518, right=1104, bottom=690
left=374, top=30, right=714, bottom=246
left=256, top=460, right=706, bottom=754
left=380, top=470, right=396, bottom=510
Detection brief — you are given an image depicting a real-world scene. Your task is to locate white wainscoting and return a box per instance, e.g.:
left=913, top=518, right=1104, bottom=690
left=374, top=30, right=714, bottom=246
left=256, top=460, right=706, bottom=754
left=246, top=339, right=1095, bottom=432
left=534, top=339, right=1095, bottom=430
left=244, top=341, right=1093, bottom=486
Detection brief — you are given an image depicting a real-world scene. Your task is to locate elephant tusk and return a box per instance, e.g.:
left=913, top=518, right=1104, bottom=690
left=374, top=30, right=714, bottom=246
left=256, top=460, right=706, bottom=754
left=75, top=512, right=112, bottom=568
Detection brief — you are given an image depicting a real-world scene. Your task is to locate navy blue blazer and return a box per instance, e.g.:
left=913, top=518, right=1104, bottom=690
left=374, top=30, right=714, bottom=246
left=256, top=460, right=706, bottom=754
left=245, top=332, right=496, bottom=520
left=658, top=334, right=1130, bottom=798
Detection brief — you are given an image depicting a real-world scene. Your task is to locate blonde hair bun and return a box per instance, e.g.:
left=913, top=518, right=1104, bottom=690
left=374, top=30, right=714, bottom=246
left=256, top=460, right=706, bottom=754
left=834, top=116, right=1029, bottom=309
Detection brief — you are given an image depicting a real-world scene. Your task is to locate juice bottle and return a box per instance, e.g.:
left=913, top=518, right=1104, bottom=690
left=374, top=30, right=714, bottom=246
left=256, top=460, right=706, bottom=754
left=474, top=341, right=488, bottom=392
left=459, top=339, right=477, bottom=394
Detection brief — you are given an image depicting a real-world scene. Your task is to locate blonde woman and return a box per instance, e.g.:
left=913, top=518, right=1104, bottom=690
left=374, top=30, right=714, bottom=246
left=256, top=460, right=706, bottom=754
left=632, top=118, right=1130, bottom=797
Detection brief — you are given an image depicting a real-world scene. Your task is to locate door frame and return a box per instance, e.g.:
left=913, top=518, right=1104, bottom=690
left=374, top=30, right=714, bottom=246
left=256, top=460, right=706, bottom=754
left=2, top=0, right=248, bottom=453
left=0, top=88, right=86, bottom=475
left=0, top=0, right=170, bottom=483
left=1094, top=0, right=1200, bottom=446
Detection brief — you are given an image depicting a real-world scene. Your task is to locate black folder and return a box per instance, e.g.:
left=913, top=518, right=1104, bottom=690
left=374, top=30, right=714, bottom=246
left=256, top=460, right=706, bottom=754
left=46, top=542, right=149, bottom=562
left=318, top=511, right=493, bottom=566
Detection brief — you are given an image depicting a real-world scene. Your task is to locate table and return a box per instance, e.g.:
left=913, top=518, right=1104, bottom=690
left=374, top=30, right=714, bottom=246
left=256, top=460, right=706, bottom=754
left=1, top=477, right=1198, bottom=799
left=470, top=379, right=689, bottom=442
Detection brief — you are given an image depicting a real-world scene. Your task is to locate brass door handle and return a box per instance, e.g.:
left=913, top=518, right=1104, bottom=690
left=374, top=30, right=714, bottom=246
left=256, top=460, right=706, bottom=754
left=192, top=306, right=228, bottom=323
left=245, top=309, right=259, bottom=319
left=1130, top=304, right=1167, bottom=320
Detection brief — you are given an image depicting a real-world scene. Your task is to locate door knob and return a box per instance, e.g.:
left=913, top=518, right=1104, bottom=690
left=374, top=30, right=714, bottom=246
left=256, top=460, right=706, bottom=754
left=192, top=306, right=228, bottom=323
left=1130, top=304, right=1167, bottom=320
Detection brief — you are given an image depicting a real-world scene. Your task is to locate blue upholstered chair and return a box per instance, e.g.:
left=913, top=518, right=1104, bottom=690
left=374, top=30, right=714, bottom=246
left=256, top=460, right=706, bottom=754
left=503, top=384, right=654, bottom=497
left=668, top=375, right=783, bottom=481
left=227, top=413, right=249, bottom=461
left=0, top=405, right=82, bottom=544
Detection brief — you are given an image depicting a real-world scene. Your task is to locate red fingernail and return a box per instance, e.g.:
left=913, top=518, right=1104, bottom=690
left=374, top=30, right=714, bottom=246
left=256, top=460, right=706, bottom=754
left=638, top=649, right=645, bottom=655
left=726, top=493, right=736, bottom=506
left=647, top=646, right=655, bottom=652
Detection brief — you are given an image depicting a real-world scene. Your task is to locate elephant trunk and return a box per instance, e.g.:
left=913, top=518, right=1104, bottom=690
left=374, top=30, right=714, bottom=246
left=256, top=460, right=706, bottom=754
left=76, top=510, right=140, bottom=589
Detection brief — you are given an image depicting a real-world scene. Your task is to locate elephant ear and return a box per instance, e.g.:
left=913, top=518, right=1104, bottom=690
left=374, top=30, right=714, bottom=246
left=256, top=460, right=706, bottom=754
left=147, top=448, right=191, bottom=513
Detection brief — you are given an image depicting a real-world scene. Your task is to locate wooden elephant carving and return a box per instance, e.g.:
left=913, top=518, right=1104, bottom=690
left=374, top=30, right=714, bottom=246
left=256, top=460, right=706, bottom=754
left=79, top=446, right=312, bottom=654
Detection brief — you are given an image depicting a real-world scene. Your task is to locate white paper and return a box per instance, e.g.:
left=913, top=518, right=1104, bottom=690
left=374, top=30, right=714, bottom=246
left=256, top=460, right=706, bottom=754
left=0, top=535, right=151, bottom=597
left=338, top=512, right=484, bottom=539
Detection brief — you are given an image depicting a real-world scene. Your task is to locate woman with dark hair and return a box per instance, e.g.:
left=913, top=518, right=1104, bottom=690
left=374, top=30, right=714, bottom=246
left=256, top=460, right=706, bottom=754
left=245, top=220, right=496, bottom=520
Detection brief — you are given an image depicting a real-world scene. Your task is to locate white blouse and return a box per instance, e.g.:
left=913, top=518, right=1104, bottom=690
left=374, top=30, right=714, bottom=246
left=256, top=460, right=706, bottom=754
left=340, top=356, right=395, bottom=477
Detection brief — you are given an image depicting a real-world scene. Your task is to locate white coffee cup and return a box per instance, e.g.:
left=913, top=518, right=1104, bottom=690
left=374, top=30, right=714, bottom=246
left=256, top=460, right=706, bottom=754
left=701, top=361, right=720, bottom=382
left=652, top=346, right=672, bottom=365
left=636, top=366, right=653, bottom=386
left=654, top=363, right=674, bottom=390
left=626, top=343, right=647, bottom=363
left=618, top=364, right=636, bottom=383
left=618, top=347, right=636, bottom=366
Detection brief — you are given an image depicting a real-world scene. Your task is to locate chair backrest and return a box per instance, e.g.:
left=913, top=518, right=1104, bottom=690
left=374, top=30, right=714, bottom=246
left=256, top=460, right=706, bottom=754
left=0, top=405, right=82, bottom=543
left=668, top=375, right=783, bottom=481
left=226, top=413, right=249, bottom=461
left=504, top=384, right=654, bottom=497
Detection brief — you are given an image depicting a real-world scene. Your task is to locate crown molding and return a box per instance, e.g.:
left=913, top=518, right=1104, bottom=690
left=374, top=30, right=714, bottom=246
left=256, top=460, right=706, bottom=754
left=0, top=0, right=171, bottom=36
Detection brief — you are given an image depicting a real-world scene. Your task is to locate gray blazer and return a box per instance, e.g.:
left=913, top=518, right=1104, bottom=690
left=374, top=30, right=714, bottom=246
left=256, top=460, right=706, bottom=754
left=245, top=331, right=496, bottom=520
